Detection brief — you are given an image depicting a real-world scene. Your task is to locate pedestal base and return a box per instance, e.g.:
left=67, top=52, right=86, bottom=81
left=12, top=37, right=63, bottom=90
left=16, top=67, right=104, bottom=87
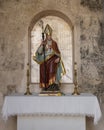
left=39, top=91, right=62, bottom=96
left=17, top=115, right=86, bottom=130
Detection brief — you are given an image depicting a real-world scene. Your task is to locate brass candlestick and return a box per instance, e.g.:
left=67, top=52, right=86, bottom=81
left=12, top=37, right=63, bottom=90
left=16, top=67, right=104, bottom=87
left=72, top=62, right=80, bottom=95
left=24, top=63, right=32, bottom=95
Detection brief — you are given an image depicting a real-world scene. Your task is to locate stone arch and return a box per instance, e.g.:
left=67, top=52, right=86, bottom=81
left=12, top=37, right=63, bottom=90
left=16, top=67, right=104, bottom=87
left=29, top=10, right=74, bottom=31
left=28, top=10, right=74, bottom=84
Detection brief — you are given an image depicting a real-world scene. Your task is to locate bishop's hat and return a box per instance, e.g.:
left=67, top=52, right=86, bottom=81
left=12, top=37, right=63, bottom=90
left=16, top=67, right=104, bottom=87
left=44, top=24, right=52, bottom=36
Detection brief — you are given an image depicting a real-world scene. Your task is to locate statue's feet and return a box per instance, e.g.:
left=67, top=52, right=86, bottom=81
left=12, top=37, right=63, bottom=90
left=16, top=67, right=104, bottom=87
left=42, top=88, right=47, bottom=91
left=47, top=83, right=60, bottom=91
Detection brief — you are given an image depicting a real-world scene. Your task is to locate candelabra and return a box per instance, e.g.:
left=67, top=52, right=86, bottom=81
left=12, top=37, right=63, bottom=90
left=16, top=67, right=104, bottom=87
left=24, top=63, right=32, bottom=95
left=72, top=62, right=80, bottom=95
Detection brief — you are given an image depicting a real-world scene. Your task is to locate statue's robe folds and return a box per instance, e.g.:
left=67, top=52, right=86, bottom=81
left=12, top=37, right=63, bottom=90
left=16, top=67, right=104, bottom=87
left=33, top=39, right=66, bottom=88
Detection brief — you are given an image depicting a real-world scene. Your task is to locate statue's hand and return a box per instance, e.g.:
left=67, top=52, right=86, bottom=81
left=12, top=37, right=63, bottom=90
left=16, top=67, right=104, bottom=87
left=55, top=58, right=60, bottom=63
left=41, top=41, right=46, bottom=45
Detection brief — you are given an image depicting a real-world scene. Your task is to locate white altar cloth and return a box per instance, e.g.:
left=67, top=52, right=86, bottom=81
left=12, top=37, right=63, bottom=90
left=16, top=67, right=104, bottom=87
left=2, top=93, right=101, bottom=125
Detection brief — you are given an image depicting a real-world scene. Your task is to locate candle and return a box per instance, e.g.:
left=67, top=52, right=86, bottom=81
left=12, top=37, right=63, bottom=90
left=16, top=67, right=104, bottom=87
left=27, top=63, right=30, bottom=86
left=74, top=62, right=77, bottom=70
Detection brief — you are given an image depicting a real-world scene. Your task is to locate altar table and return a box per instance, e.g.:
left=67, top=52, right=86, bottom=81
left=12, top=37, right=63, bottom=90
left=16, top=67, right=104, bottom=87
left=2, top=93, right=102, bottom=130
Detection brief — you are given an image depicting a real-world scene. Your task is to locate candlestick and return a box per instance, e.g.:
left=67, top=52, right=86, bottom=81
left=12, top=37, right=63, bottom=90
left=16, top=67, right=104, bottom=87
left=24, top=63, right=32, bottom=95
left=72, top=62, right=80, bottom=95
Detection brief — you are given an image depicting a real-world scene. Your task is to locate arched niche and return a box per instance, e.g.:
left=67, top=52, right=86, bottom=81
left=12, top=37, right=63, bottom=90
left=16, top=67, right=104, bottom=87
left=28, top=10, right=74, bottom=84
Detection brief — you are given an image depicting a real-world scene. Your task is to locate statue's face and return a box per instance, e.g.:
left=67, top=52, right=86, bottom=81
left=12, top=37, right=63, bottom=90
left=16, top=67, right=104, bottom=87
left=46, top=35, right=51, bottom=40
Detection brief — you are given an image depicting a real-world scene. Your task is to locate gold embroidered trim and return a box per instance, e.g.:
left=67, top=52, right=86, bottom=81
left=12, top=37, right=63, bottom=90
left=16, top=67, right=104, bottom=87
left=40, top=76, right=56, bottom=88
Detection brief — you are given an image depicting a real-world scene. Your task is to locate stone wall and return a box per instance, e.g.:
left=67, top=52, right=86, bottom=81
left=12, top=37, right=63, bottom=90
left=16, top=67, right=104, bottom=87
left=0, top=0, right=104, bottom=130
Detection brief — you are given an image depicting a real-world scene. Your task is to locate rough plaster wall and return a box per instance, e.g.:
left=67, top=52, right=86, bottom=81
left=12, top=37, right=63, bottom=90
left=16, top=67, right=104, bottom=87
left=0, top=0, right=104, bottom=130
